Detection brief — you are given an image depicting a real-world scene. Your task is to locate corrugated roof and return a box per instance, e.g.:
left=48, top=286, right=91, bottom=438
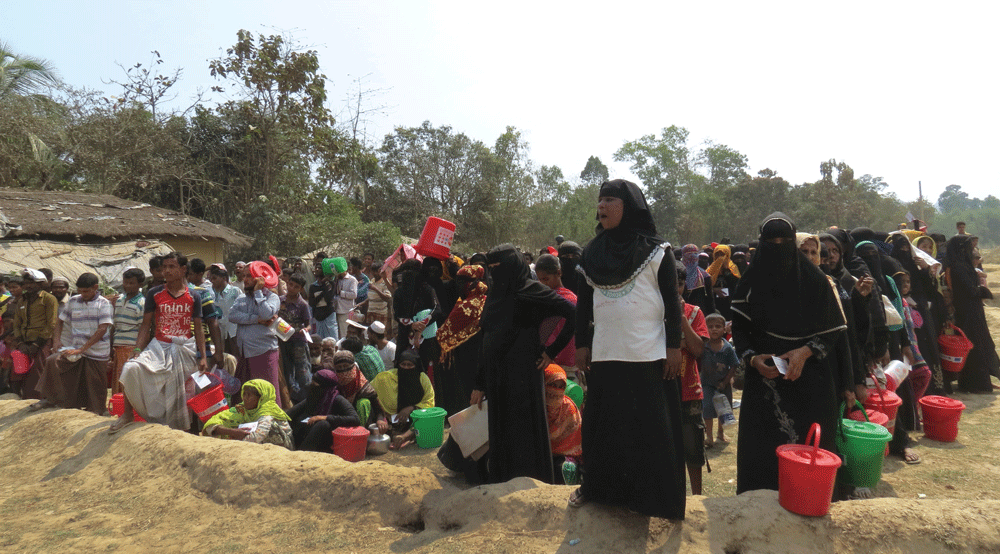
left=0, top=188, right=251, bottom=247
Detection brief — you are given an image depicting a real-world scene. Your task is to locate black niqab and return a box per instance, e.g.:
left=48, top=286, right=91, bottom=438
left=732, top=212, right=845, bottom=339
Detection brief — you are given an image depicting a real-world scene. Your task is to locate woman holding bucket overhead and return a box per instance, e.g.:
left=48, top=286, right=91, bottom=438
left=471, top=243, right=576, bottom=485
left=569, top=179, right=685, bottom=518
left=731, top=213, right=852, bottom=494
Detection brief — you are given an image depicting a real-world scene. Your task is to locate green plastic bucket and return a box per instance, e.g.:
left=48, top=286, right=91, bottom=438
left=411, top=407, right=447, bottom=448
left=565, top=380, right=584, bottom=409
left=322, top=257, right=348, bottom=276
left=835, top=401, right=892, bottom=488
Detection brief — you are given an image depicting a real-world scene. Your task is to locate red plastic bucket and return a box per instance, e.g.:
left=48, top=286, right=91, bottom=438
left=106, top=393, right=146, bottom=422
left=777, top=423, right=842, bottom=516
left=864, top=388, right=902, bottom=434
left=11, top=350, right=31, bottom=375
left=186, top=384, right=229, bottom=423
left=332, top=426, right=369, bottom=462
left=938, top=324, right=973, bottom=373
left=415, top=216, right=455, bottom=260
left=919, top=395, right=965, bottom=442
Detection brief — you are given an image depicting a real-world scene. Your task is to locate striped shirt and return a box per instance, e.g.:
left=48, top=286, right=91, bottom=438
left=61, top=294, right=114, bottom=360
left=113, top=292, right=146, bottom=346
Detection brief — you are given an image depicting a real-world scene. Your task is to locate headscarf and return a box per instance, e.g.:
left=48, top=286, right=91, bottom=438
left=794, top=233, right=821, bottom=267
left=437, top=265, right=488, bottom=361
left=856, top=240, right=904, bottom=331
left=818, top=232, right=856, bottom=293
left=392, top=259, right=431, bottom=321
left=396, top=350, right=425, bottom=411
left=731, top=212, right=846, bottom=340
left=544, top=365, right=582, bottom=457
left=331, top=350, right=368, bottom=403
left=204, top=379, right=290, bottom=431
left=706, top=244, right=741, bottom=285
left=579, top=179, right=666, bottom=289
left=312, top=369, right=340, bottom=417
left=682, top=244, right=711, bottom=290
left=944, top=234, right=976, bottom=283
left=912, top=235, right=937, bottom=259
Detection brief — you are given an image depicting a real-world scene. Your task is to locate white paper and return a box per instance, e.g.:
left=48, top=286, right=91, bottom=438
left=448, top=401, right=489, bottom=458
left=301, top=418, right=311, bottom=424
left=771, top=356, right=789, bottom=375
left=720, top=288, right=729, bottom=297
left=303, top=331, right=313, bottom=343
left=192, top=372, right=211, bottom=388
left=238, top=421, right=259, bottom=432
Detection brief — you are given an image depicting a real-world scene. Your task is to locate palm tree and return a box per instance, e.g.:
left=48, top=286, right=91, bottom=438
left=0, top=42, right=59, bottom=99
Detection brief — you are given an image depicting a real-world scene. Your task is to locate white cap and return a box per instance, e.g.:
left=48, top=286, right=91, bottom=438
left=369, top=321, right=386, bottom=335
left=21, top=268, right=46, bottom=282
left=346, top=319, right=367, bottom=330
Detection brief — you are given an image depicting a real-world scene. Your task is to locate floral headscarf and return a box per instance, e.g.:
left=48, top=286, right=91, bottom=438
left=437, top=265, right=488, bottom=361
left=544, top=365, right=582, bottom=458
left=682, top=244, right=710, bottom=290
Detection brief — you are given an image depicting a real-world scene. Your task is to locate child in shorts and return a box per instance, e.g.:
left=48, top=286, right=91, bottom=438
left=700, top=312, right=739, bottom=448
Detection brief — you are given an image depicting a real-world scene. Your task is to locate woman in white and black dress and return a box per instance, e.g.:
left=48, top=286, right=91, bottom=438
left=571, top=179, right=686, bottom=520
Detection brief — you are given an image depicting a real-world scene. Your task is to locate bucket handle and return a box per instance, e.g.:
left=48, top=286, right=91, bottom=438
left=838, top=400, right=868, bottom=446
left=805, top=422, right=821, bottom=465
left=946, top=323, right=970, bottom=345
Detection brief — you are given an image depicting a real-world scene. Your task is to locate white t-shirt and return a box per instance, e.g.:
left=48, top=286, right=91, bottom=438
left=377, top=340, right=396, bottom=369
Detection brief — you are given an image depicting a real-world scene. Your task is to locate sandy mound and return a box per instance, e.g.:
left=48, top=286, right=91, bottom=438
left=2, top=400, right=999, bottom=553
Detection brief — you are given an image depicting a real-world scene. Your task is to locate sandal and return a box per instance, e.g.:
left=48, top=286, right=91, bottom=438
left=107, top=418, right=133, bottom=435
left=903, top=448, right=922, bottom=465
left=568, top=487, right=586, bottom=508
left=27, top=399, right=56, bottom=412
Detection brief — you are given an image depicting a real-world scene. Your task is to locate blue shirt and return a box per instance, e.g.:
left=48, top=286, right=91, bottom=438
left=229, top=289, right=280, bottom=358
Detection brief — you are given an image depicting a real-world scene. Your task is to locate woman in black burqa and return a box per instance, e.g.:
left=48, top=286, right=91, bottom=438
left=732, top=213, right=851, bottom=494
left=392, top=259, right=442, bottom=370
left=945, top=234, right=999, bottom=393
left=471, top=244, right=575, bottom=484
left=571, top=179, right=686, bottom=519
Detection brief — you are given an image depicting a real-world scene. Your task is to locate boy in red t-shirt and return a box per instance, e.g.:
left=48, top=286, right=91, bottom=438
left=110, top=252, right=207, bottom=433
left=675, top=267, right=708, bottom=494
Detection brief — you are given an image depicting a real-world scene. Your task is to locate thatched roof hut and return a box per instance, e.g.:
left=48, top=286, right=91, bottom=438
left=0, top=189, right=250, bottom=247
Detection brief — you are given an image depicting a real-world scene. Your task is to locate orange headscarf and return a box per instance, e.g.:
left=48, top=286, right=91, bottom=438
left=706, top=244, right=741, bottom=286
left=544, top=365, right=582, bottom=458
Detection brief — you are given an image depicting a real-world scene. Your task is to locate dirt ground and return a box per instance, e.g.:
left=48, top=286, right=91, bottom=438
left=2, top=265, right=999, bottom=553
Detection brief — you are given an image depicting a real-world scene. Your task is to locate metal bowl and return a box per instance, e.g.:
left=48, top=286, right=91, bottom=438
left=367, top=433, right=391, bottom=455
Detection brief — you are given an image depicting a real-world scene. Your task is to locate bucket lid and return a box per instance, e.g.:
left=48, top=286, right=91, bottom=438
left=840, top=419, right=893, bottom=441
left=333, top=426, right=369, bottom=437
left=847, top=409, right=889, bottom=426
left=776, top=444, right=842, bottom=468
left=411, top=407, right=447, bottom=419
left=865, top=388, right=902, bottom=407
left=919, top=395, right=966, bottom=410
left=248, top=260, right=279, bottom=288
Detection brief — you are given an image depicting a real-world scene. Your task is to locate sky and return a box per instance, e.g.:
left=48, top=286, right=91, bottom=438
left=4, top=1, right=999, bottom=204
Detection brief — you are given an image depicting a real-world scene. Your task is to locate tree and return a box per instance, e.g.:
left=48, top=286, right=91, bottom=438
left=938, top=184, right=971, bottom=214
left=580, top=155, right=609, bottom=186
left=0, top=42, right=59, bottom=99
left=614, top=125, right=698, bottom=240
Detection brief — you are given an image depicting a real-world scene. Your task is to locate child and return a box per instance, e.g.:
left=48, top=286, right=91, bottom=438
left=534, top=254, right=578, bottom=381
left=675, top=267, right=708, bottom=495
left=111, top=268, right=146, bottom=395
left=700, top=312, right=739, bottom=448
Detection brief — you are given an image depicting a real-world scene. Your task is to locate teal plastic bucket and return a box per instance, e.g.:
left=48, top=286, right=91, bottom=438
left=410, top=407, right=447, bottom=448
left=835, top=401, right=892, bottom=488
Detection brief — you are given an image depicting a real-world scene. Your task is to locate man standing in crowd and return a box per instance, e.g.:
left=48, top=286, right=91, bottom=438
left=11, top=269, right=58, bottom=399
left=278, top=274, right=312, bottom=402
left=30, top=273, right=113, bottom=414
left=208, top=264, right=242, bottom=356
left=111, top=252, right=208, bottom=433
left=367, top=321, right=395, bottom=369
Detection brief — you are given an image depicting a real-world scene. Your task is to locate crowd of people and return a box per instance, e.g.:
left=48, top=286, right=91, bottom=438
left=0, top=182, right=997, bottom=521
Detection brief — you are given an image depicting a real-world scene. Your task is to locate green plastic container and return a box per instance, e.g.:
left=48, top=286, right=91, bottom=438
left=410, top=407, right=447, bottom=448
left=564, top=380, right=584, bottom=409
left=322, top=257, right=349, bottom=276
left=835, top=401, right=893, bottom=488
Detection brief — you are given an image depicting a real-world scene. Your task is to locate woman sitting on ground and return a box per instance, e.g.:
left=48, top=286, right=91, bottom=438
left=202, top=379, right=293, bottom=449
left=321, top=349, right=381, bottom=427
left=544, top=364, right=582, bottom=481
left=285, top=369, right=361, bottom=452
left=371, top=350, right=435, bottom=449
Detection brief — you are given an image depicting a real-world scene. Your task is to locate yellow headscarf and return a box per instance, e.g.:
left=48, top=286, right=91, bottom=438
left=706, top=244, right=741, bottom=285
left=203, top=379, right=290, bottom=431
